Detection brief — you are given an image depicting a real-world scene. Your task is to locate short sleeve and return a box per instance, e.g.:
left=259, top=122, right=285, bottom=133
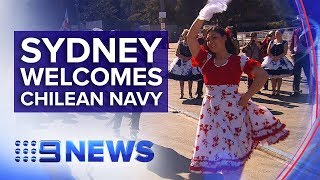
left=240, top=55, right=261, bottom=77
left=191, top=45, right=210, bottom=68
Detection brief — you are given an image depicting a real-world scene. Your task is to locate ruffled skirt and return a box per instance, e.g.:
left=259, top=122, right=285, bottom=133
left=190, top=85, right=289, bottom=174
left=169, top=57, right=202, bottom=81
left=262, top=56, right=293, bottom=78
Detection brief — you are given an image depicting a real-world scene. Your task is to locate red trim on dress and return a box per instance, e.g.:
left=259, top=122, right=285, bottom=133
left=190, top=120, right=289, bottom=174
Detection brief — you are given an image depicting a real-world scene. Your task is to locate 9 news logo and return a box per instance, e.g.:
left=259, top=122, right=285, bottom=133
left=15, top=140, right=154, bottom=163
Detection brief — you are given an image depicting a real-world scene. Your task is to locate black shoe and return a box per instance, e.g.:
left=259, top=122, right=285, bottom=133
left=290, top=92, right=301, bottom=97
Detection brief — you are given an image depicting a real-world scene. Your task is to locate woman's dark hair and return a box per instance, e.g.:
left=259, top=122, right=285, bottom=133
left=226, top=26, right=238, bottom=39
left=204, top=26, right=237, bottom=56
left=278, top=29, right=285, bottom=34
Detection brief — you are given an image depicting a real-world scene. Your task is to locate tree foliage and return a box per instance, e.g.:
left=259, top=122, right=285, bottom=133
left=76, top=0, right=297, bottom=30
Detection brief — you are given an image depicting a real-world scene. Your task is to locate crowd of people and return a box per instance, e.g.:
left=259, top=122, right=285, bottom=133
left=169, top=26, right=311, bottom=98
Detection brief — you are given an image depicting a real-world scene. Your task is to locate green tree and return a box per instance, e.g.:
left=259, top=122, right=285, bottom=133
left=77, top=0, right=296, bottom=31
left=174, top=0, right=206, bottom=27
left=128, top=0, right=160, bottom=24
left=209, top=0, right=296, bottom=30
left=80, top=0, right=119, bottom=22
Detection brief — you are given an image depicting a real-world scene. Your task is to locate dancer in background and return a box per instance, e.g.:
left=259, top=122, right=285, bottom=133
left=262, top=30, right=294, bottom=96
left=169, top=29, right=202, bottom=99
left=187, top=1, right=289, bottom=178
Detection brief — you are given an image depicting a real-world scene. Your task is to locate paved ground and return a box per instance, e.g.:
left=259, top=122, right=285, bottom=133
left=12, top=43, right=315, bottom=179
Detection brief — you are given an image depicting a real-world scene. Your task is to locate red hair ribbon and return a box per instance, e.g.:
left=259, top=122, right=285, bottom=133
left=225, top=28, right=232, bottom=38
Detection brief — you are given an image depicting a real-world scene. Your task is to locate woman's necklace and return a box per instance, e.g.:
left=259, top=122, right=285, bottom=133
left=214, top=54, right=231, bottom=67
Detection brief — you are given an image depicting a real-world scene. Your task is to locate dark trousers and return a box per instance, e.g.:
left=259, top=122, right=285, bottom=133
left=293, top=53, right=311, bottom=92
left=196, top=79, right=204, bottom=96
left=113, top=113, right=141, bottom=130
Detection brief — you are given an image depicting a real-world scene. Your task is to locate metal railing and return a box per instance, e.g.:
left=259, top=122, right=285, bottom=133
left=238, top=27, right=298, bottom=47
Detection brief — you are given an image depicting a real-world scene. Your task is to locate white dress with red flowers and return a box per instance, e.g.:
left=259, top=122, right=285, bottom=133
left=189, top=47, right=289, bottom=174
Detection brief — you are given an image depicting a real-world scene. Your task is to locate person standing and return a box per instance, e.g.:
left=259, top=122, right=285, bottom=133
left=259, top=31, right=275, bottom=90
left=195, top=31, right=207, bottom=99
left=242, top=32, right=262, bottom=89
left=262, top=30, right=294, bottom=96
left=186, top=2, right=289, bottom=178
left=261, top=31, right=276, bottom=58
left=290, top=28, right=311, bottom=96
left=169, top=29, right=202, bottom=99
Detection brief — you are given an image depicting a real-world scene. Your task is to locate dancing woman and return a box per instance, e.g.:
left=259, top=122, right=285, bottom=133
left=169, top=29, right=202, bottom=99
left=186, top=0, right=289, bottom=177
left=262, top=30, right=294, bottom=96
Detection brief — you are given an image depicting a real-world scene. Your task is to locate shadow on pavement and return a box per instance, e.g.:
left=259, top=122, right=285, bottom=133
left=276, top=94, right=312, bottom=104
left=182, top=98, right=203, bottom=106
left=267, top=109, right=284, bottom=115
left=251, top=97, right=299, bottom=108
left=147, top=144, right=224, bottom=180
left=257, top=92, right=311, bottom=104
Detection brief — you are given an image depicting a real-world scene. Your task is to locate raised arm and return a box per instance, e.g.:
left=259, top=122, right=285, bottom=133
left=186, top=19, right=205, bottom=58
left=186, top=0, right=232, bottom=57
